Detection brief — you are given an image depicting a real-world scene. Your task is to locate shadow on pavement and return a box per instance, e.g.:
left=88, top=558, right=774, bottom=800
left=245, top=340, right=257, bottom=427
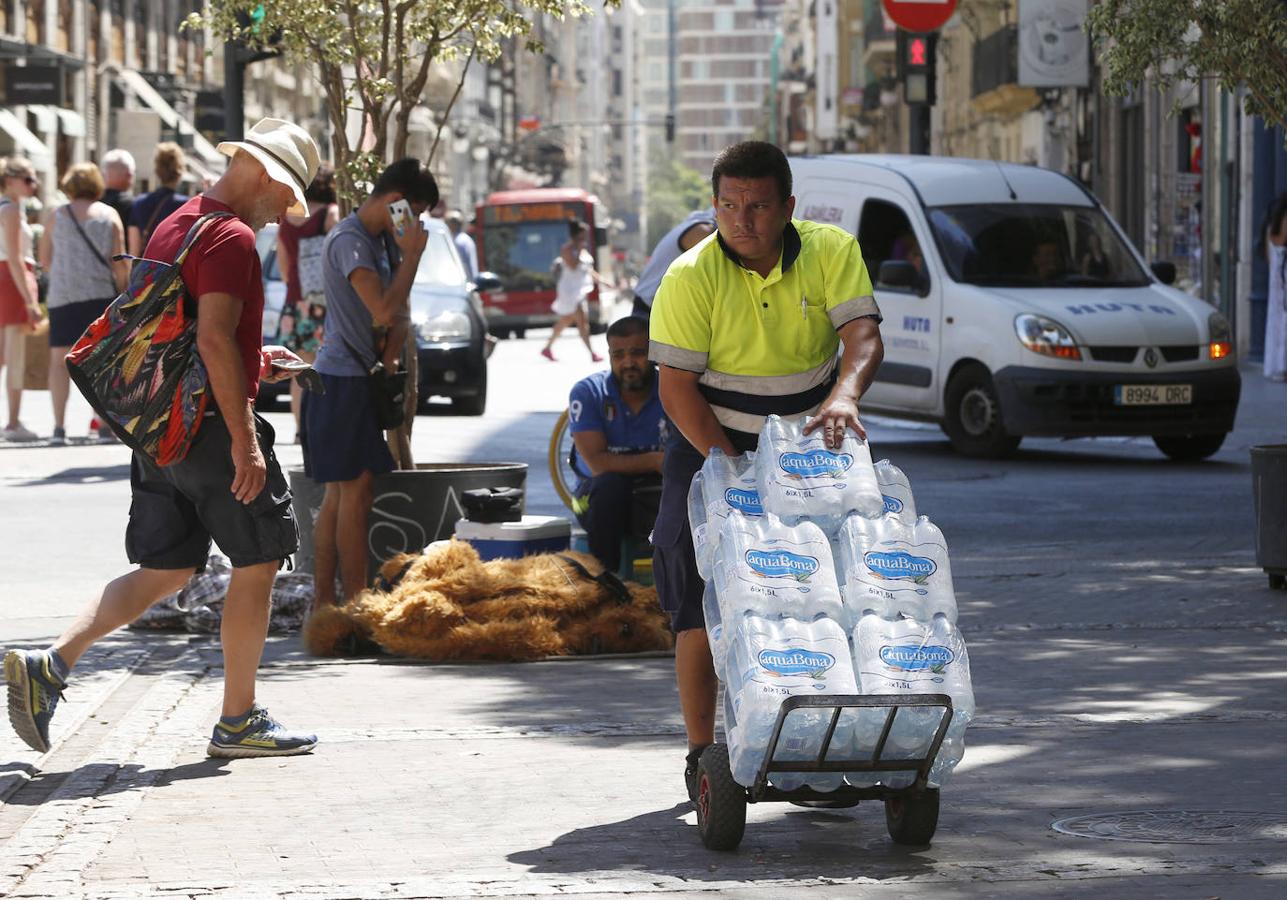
left=3, top=758, right=231, bottom=807
left=12, top=464, right=131, bottom=486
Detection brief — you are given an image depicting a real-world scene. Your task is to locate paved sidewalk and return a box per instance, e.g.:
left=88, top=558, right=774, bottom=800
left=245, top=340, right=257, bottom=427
left=2, top=363, right=1286, bottom=897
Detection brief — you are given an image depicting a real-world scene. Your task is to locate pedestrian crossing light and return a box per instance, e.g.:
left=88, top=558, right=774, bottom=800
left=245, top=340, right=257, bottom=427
left=896, top=31, right=937, bottom=107
left=665, top=113, right=675, bottom=143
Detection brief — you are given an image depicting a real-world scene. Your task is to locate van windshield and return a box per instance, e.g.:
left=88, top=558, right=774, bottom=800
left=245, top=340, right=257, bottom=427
left=926, top=204, right=1151, bottom=288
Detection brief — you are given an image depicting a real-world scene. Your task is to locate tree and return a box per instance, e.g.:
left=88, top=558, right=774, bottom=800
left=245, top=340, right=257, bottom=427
left=191, top=1, right=606, bottom=203
left=1086, top=0, right=1287, bottom=133
left=645, top=150, right=710, bottom=249
left=192, top=1, right=614, bottom=468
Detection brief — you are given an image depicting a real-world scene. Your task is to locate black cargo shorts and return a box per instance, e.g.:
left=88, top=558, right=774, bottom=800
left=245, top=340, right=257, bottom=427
left=125, top=413, right=299, bottom=571
left=651, top=428, right=758, bottom=633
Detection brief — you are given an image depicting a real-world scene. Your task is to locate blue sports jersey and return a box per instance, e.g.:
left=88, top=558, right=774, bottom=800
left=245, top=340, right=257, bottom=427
left=567, top=370, right=667, bottom=487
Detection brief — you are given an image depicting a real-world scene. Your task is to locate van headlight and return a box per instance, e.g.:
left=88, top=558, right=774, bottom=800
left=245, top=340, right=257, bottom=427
left=1014, top=314, right=1081, bottom=361
left=415, top=310, right=472, bottom=343
left=1208, top=311, right=1233, bottom=360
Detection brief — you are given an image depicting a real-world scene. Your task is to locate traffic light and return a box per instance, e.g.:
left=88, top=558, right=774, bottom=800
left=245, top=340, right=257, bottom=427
left=664, top=113, right=675, bottom=143
left=896, top=31, right=937, bottom=106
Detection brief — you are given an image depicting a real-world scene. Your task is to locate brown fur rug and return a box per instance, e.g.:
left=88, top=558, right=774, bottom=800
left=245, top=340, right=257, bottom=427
left=303, top=540, right=674, bottom=661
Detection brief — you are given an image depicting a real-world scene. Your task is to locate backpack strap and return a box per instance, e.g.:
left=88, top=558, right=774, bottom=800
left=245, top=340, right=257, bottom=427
left=171, top=212, right=236, bottom=267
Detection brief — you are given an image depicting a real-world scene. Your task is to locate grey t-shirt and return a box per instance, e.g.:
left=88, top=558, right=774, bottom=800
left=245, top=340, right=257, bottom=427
left=314, top=213, right=396, bottom=377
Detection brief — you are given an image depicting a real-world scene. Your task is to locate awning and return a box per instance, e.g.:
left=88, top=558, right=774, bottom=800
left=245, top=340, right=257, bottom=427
left=0, top=108, right=53, bottom=171
left=103, top=64, right=225, bottom=172
left=27, top=105, right=56, bottom=135
left=55, top=108, right=85, bottom=137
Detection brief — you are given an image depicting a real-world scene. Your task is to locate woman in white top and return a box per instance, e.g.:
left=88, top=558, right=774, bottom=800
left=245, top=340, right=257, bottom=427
left=541, top=219, right=603, bottom=362
left=1262, top=193, right=1287, bottom=382
left=0, top=156, right=42, bottom=442
left=39, top=163, right=129, bottom=444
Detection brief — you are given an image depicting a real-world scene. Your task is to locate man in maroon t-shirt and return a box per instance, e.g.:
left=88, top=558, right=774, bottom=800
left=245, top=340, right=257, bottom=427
left=4, top=120, right=325, bottom=760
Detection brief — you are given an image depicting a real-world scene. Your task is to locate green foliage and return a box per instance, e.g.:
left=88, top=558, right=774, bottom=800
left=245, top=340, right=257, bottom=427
left=190, top=0, right=613, bottom=203
left=645, top=150, right=711, bottom=249
left=1086, top=0, right=1287, bottom=132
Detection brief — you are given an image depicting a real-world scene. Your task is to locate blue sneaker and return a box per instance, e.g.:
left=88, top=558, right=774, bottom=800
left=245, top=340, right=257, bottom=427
left=5, top=649, right=66, bottom=753
left=207, top=704, right=317, bottom=758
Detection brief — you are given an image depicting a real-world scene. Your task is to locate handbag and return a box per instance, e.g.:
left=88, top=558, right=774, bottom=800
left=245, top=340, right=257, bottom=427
left=64, top=206, right=118, bottom=297
left=66, top=212, right=234, bottom=465
left=341, top=334, right=407, bottom=431
left=295, top=207, right=331, bottom=302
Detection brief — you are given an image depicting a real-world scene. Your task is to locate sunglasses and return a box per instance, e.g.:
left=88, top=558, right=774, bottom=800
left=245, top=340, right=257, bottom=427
left=6, top=173, right=36, bottom=185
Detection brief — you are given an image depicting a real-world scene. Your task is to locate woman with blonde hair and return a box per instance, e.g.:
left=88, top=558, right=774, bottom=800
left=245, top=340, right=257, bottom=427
left=0, top=157, right=42, bottom=441
left=39, top=162, right=129, bottom=444
left=126, top=142, right=188, bottom=255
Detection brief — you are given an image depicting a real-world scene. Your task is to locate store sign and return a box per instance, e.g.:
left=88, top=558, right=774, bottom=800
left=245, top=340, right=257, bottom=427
left=1018, top=0, right=1089, bottom=88
left=3, top=65, right=63, bottom=105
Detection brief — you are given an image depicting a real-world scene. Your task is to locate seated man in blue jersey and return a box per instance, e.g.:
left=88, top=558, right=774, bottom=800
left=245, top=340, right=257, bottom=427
left=568, top=316, right=667, bottom=572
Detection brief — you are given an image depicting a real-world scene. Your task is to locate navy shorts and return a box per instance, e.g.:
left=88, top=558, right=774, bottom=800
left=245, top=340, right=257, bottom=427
left=48, top=297, right=111, bottom=347
left=651, top=429, right=758, bottom=633
left=301, top=373, right=395, bottom=483
left=126, top=414, right=298, bottom=570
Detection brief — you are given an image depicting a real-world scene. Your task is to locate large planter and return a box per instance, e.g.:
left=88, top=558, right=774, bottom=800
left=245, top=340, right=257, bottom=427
left=290, top=462, right=528, bottom=578
left=1252, top=445, right=1287, bottom=590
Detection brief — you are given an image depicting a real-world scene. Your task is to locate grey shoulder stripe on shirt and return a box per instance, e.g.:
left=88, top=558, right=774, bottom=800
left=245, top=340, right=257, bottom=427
left=649, top=340, right=708, bottom=373
left=828, top=296, right=882, bottom=329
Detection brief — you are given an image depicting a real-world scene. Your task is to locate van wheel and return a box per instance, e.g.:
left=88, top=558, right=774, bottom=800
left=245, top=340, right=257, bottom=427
left=1153, top=433, right=1225, bottom=461
left=944, top=364, right=1021, bottom=458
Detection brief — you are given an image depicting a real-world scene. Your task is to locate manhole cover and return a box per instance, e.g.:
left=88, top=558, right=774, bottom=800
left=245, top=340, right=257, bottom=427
left=1051, top=810, right=1287, bottom=844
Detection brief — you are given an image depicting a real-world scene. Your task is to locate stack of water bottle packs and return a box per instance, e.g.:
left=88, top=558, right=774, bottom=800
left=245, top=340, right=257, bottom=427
left=689, top=415, right=975, bottom=792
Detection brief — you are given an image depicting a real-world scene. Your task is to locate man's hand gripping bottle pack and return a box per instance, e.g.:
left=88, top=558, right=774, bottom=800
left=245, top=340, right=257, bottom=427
left=692, top=414, right=975, bottom=791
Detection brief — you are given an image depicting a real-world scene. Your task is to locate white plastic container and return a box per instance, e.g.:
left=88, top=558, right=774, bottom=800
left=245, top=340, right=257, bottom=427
left=454, top=515, right=572, bottom=561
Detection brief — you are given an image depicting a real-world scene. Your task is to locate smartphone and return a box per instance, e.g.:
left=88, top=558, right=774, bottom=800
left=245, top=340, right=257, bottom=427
left=270, top=358, right=312, bottom=372
left=388, top=199, right=414, bottom=236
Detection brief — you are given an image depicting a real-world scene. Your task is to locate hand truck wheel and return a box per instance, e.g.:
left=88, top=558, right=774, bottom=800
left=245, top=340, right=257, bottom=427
left=884, top=788, right=940, bottom=846
left=696, top=744, right=746, bottom=851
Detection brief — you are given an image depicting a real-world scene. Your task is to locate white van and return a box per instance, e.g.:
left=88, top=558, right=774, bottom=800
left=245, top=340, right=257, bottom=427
left=790, top=155, right=1241, bottom=460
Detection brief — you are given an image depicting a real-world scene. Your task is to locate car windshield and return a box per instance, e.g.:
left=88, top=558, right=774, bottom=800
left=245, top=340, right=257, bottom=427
left=481, top=221, right=567, bottom=292
left=414, top=229, right=466, bottom=287
left=926, top=203, right=1150, bottom=288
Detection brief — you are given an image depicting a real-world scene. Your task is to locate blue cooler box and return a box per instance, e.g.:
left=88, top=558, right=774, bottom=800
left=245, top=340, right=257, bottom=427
left=455, top=515, right=572, bottom=560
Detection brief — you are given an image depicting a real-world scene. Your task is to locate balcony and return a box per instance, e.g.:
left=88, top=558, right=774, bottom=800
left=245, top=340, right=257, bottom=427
left=971, top=26, right=1040, bottom=117
left=861, top=6, right=895, bottom=73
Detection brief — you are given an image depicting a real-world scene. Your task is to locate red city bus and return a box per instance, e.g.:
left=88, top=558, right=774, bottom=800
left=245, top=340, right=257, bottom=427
left=474, top=188, right=611, bottom=338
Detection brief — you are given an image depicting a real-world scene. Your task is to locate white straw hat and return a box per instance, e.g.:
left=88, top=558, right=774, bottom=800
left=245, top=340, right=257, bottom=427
left=217, top=118, right=320, bottom=216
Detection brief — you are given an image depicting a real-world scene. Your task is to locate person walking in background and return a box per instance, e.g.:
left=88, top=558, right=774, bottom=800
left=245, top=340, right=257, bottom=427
left=127, top=142, right=188, bottom=256
left=39, top=163, right=129, bottom=445
left=1262, top=193, right=1287, bottom=382
left=276, top=164, right=339, bottom=437
left=0, top=156, right=43, bottom=442
left=631, top=209, right=716, bottom=320
left=100, top=148, right=135, bottom=229
left=304, top=159, right=437, bottom=611
left=5, top=118, right=322, bottom=760
left=445, top=210, right=477, bottom=281
left=541, top=219, right=602, bottom=363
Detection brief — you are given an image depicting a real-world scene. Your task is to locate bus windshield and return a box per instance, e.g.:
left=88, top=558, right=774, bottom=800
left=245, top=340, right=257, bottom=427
left=482, top=220, right=568, bottom=292
left=927, top=203, right=1151, bottom=288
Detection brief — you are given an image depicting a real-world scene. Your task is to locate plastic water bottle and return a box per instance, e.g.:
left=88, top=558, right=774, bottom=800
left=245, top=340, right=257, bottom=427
left=836, top=514, right=958, bottom=623
left=711, top=511, right=844, bottom=623
left=702, top=581, right=727, bottom=679
left=690, top=450, right=760, bottom=580
left=755, top=415, right=883, bottom=532
left=850, top=611, right=974, bottom=788
left=874, top=458, right=917, bottom=525
left=724, top=613, right=858, bottom=791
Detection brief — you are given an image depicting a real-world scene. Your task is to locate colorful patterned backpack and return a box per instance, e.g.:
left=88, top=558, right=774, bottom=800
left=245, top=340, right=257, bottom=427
left=66, top=212, right=234, bottom=466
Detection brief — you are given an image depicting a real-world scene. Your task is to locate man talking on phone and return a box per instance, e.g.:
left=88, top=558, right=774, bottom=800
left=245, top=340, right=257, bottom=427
left=303, top=158, right=439, bottom=610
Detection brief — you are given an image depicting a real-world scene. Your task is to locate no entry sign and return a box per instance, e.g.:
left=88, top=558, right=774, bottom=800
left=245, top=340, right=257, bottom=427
left=881, top=0, right=958, bottom=32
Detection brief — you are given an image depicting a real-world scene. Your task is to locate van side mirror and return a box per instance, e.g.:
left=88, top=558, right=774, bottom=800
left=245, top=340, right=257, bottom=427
left=878, top=260, right=926, bottom=294
left=473, top=271, right=503, bottom=293
left=1150, top=261, right=1177, bottom=285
